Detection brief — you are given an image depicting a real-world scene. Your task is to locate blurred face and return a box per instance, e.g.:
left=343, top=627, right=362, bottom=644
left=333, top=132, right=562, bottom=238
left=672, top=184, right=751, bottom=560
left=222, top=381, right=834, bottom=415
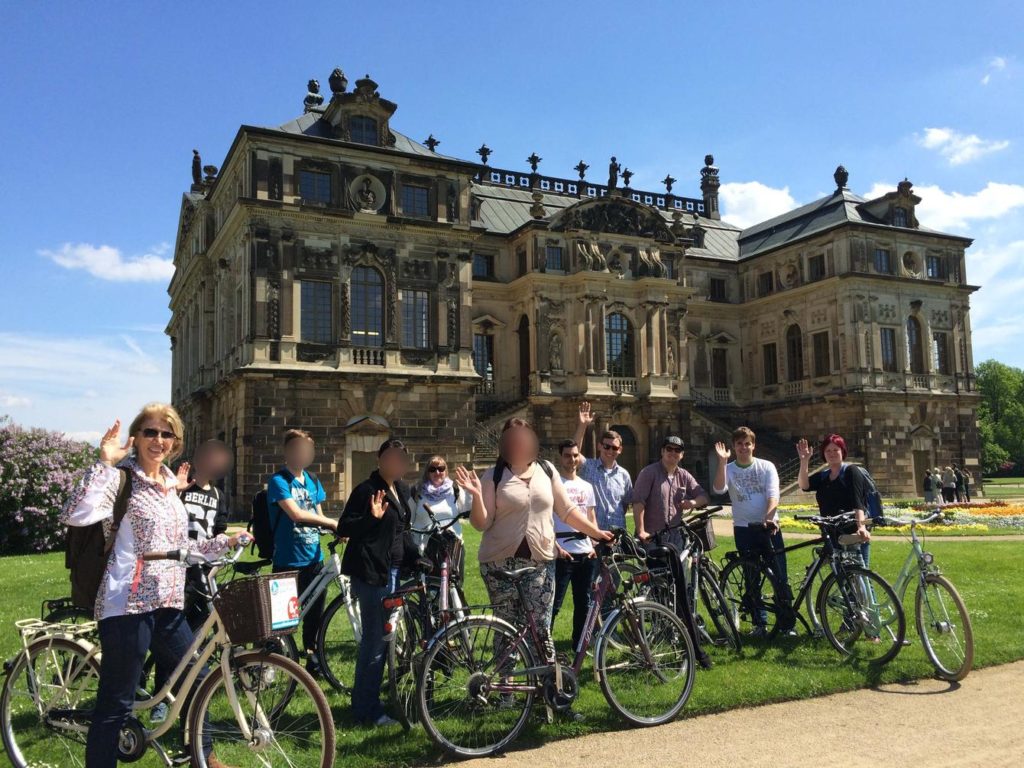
left=559, top=445, right=580, bottom=473
left=284, top=437, right=315, bottom=470
left=502, top=426, right=538, bottom=466
left=426, top=458, right=448, bottom=486
left=733, top=437, right=755, bottom=463
left=661, top=444, right=683, bottom=466
left=195, top=445, right=232, bottom=480
left=823, top=442, right=844, bottom=466
left=379, top=447, right=410, bottom=481
left=136, top=418, right=179, bottom=467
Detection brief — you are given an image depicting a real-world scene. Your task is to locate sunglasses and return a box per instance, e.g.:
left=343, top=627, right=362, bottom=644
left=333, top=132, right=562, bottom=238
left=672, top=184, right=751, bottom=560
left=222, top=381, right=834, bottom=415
left=663, top=445, right=683, bottom=453
left=601, top=443, right=621, bottom=452
left=141, top=428, right=177, bottom=441
left=428, top=465, right=447, bottom=473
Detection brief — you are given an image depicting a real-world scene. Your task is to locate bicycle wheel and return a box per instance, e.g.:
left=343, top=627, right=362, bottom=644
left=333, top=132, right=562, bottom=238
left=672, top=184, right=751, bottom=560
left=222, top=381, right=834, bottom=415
left=417, top=615, right=535, bottom=758
left=802, top=555, right=830, bottom=636
left=1, top=636, right=100, bottom=768
left=187, top=650, right=335, bottom=768
left=697, top=575, right=742, bottom=653
left=916, top=573, right=974, bottom=681
left=317, top=592, right=360, bottom=692
left=719, top=557, right=783, bottom=638
left=816, top=567, right=906, bottom=665
left=387, top=595, right=424, bottom=729
left=596, top=599, right=695, bottom=726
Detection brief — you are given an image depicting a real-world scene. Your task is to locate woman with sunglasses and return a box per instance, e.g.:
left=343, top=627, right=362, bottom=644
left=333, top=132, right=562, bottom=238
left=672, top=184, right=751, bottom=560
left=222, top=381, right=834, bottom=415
left=411, top=456, right=470, bottom=579
left=61, top=403, right=245, bottom=768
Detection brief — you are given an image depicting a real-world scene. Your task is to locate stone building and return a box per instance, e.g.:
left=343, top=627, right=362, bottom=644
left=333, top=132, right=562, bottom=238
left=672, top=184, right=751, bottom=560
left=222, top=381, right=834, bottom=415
left=167, top=69, right=981, bottom=515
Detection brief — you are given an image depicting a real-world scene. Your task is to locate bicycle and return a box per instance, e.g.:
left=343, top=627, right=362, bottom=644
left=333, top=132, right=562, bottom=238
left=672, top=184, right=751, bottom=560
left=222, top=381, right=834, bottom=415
left=876, top=510, right=974, bottom=680
left=720, top=511, right=907, bottom=664
left=1, top=542, right=336, bottom=767
left=384, top=507, right=471, bottom=729
left=641, top=506, right=742, bottom=654
left=414, top=529, right=696, bottom=758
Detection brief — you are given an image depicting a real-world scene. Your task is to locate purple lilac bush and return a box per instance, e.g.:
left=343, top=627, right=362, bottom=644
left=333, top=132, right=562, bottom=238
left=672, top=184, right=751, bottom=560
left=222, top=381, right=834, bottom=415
left=0, top=416, right=97, bottom=555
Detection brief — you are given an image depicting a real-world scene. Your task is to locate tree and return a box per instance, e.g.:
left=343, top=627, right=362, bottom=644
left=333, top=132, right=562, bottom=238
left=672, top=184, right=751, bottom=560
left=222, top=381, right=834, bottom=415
left=976, top=360, right=1024, bottom=474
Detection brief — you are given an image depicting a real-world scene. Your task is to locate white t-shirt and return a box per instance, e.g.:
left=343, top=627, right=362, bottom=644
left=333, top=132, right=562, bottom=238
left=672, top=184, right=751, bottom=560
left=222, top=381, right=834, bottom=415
left=552, top=475, right=596, bottom=555
left=411, top=486, right=472, bottom=552
left=714, top=458, right=780, bottom=528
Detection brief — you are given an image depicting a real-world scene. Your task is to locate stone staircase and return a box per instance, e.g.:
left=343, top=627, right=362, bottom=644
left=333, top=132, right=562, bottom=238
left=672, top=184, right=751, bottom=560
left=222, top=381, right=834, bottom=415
left=472, top=394, right=529, bottom=468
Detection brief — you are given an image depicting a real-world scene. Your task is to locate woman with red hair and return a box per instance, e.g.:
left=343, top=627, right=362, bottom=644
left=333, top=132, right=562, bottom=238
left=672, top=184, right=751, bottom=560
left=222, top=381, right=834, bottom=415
left=796, top=434, right=872, bottom=563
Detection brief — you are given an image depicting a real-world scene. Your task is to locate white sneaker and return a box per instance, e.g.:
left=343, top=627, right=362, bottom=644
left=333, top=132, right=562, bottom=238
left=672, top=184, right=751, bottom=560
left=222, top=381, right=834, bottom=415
left=151, top=702, right=169, bottom=724
left=373, top=713, right=399, bottom=728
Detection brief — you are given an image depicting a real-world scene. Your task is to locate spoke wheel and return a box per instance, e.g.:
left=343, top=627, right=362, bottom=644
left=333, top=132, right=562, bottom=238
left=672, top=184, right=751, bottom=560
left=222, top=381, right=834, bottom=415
left=719, top=557, right=784, bottom=638
left=817, top=567, right=906, bottom=665
left=697, top=575, right=742, bottom=653
left=916, top=573, right=974, bottom=681
left=317, top=592, right=360, bottom=693
left=387, top=595, right=424, bottom=729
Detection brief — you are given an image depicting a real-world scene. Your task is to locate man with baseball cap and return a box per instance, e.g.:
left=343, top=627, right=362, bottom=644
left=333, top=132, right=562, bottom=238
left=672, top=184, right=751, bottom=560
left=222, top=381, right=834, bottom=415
left=633, top=435, right=709, bottom=548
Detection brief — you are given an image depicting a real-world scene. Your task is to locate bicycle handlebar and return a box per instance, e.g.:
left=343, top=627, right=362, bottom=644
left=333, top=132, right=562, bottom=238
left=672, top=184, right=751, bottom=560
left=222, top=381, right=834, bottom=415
left=142, top=537, right=251, bottom=568
left=408, top=507, right=471, bottom=536
left=875, top=510, right=944, bottom=527
left=792, top=510, right=860, bottom=526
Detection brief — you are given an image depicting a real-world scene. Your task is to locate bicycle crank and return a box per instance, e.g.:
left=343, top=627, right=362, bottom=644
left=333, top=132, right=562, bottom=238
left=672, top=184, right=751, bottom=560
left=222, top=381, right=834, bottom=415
left=542, top=667, right=578, bottom=712
left=116, top=717, right=148, bottom=762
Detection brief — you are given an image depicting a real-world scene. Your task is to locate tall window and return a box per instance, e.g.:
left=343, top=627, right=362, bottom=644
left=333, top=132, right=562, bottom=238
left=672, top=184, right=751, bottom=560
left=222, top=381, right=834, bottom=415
left=880, top=327, right=899, bottom=372
left=926, top=255, right=947, bottom=280
left=472, top=333, right=493, bottom=377
left=808, top=254, right=826, bottom=282
left=401, top=184, right=430, bottom=217
left=711, top=348, right=728, bottom=389
left=709, top=277, right=728, bottom=302
left=472, top=253, right=494, bottom=278
left=812, top=331, right=830, bottom=377
left=349, top=115, right=378, bottom=145
left=300, top=280, right=333, bottom=344
left=786, top=325, right=803, bottom=382
left=545, top=245, right=564, bottom=271
left=298, top=170, right=331, bottom=204
left=757, top=271, right=774, bottom=297
left=606, top=313, right=635, bottom=377
left=933, top=332, right=952, bottom=374
left=401, top=289, right=430, bottom=349
left=907, top=316, right=926, bottom=374
left=874, top=248, right=893, bottom=274
left=893, top=207, right=908, bottom=227
left=763, top=343, right=779, bottom=385
left=351, top=266, right=384, bottom=347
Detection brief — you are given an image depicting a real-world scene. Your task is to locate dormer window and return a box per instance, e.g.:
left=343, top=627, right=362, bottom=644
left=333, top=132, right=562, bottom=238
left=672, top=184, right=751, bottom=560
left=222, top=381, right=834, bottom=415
left=349, top=115, right=378, bottom=145
left=893, top=207, right=908, bottom=227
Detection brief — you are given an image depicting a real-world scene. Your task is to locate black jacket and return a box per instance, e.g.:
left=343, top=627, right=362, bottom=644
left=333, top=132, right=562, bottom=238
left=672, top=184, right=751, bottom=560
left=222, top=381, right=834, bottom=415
left=339, top=470, right=416, bottom=587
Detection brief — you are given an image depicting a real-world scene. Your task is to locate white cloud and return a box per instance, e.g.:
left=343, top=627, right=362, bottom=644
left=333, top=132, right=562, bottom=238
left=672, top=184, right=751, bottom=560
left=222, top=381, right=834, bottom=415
left=0, top=392, right=31, bottom=408
left=981, top=56, right=1007, bottom=85
left=860, top=181, right=1024, bottom=233
left=0, top=332, right=171, bottom=438
left=719, top=181, right=798, bottom=229
left=916, top=127, right=1010, bottom=166
left=40, top=242, right=174, bottom=282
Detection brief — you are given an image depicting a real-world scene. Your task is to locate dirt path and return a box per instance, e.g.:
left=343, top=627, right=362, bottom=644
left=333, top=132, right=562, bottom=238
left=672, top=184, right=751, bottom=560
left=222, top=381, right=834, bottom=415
left=459, top=661, right=1024, bottom=768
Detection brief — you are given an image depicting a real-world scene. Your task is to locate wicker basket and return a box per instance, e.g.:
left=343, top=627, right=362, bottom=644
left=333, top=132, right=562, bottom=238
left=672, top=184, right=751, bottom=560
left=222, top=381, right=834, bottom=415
left=214, top=571, right=300, bottom=644
left=690, top=519, right=717, bottom=551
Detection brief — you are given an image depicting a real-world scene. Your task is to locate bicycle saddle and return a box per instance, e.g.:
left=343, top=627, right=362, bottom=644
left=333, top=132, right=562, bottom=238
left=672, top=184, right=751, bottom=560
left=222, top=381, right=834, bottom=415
left=233, top=558, right=272, bottom=575
left=645, top=545, right=674, bottom=560
left=492, top=566, right=540, bottom=582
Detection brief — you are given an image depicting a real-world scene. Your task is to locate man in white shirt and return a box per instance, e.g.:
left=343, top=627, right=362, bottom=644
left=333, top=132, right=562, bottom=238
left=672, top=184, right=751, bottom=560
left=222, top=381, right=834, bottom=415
left=551, top=439, right=598, bottom=652
left=713, top=426, right=794, bottom=636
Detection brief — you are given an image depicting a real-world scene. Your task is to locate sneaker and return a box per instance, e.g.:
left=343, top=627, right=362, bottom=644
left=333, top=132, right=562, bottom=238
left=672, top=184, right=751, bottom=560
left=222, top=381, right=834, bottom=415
left=373, top=713, right=400, bottom=728
left=564, top=709, right=586, bottom=723
left=305, top=654, right=323, bottom=679
left=151, top=702, right=169, bottom=724
left=749, top=626, right=768, bottom=639
left=697, top=652, right=714, bottom=671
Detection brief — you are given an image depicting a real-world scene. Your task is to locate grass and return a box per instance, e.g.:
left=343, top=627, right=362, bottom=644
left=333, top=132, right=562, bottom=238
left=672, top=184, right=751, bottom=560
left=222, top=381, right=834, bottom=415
left=2, top=528, right=1023, bottom=767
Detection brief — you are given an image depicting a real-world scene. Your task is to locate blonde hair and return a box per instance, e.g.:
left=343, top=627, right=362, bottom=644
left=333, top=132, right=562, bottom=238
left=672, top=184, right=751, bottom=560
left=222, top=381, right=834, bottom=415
left=128, top=402, right=185, bottom=462
left=419, top=454, right=449, bottom=486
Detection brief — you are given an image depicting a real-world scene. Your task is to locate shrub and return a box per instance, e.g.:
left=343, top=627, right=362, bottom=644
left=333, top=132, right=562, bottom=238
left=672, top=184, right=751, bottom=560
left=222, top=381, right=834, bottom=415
left=0, top=416, right=97, bottom=555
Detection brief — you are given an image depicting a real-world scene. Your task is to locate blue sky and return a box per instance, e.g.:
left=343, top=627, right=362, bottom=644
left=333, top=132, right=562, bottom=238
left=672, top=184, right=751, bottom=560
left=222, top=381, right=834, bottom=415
left=1, top=1, right=1022, bottom=441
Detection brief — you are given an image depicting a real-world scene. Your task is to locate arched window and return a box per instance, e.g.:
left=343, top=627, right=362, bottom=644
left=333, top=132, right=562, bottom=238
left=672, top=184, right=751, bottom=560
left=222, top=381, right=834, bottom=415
left=351, top=266, right=384, bottom=347
left=786, top=324, right=804, bottom=382
left=907, top=316, right=925, bottom=374
left=349, top=116, right=378, bottom=145
left=606, top=312, right=635, bottom=377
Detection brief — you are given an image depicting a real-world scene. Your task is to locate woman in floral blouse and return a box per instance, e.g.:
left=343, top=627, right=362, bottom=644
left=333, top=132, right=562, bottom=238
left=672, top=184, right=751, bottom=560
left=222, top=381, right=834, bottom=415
left=61, top=403, right=244, bottom=768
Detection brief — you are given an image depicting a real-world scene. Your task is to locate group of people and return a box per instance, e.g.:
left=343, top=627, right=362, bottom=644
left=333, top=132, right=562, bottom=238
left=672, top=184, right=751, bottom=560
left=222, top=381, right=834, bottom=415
left=923, top=465, right=972, bottom=505
left=60, top=398, right=879, bottom=765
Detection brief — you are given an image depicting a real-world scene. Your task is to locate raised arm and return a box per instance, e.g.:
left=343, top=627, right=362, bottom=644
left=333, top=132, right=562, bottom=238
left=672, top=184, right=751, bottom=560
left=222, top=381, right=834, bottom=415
left=574, top=401, right=596, bottom=458
left=796, top=438, right=813, bottom=491
left=455, top=465, right=490, bottom=531
left=62, top=419, right=130, bottom=527
left=712, top=442, right=730, bottom=495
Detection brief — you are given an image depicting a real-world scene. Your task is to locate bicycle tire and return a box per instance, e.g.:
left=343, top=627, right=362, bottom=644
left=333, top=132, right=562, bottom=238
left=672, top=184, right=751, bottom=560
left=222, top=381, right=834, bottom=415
left=387, top=594, right=424, bottom=730
left=317, top=592, right=360, bottom=693
left=1, top=635, right=100, bottom=768
left=697, top=574, right=742, bottom=653
left=816, top=567, right=906, bottom=665
left=187, top=650, right=335, bottom=768
left=596, top=599, right=696, bottom=726
left=417, top=615, right=535, bottom=758
left=719, top=556, right=784, bottom=638
left=916, top=573, right=974, bottom=681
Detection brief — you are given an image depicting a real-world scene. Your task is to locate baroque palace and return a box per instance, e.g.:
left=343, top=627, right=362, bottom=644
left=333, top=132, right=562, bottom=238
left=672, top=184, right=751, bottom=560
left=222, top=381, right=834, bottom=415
left=168, top=68, right=981, bottom=514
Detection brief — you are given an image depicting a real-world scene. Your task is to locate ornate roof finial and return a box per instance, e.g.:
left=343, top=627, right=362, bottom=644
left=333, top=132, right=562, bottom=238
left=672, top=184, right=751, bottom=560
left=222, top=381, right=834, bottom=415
left=621, top=168, right=634, bottom=189
left=477, top=143, right=492, bottom=165
left=897, top=177, right=913, bottom=196
left=424, top=134, right=440, bottom=152
left=834, top=164, right=849, bottom=191
left=526, top=152, right=542, bottom=172
left=662, top=174, right=676, bottom=194
left=303, top=78, right=324, bottom=112
left=574, top=160, right=589, bottom=180
left=191, top=149, right=201, bottom=186
left=607, top=156, right=621, bottom=189
left=328, top=68, right=348, bottom=95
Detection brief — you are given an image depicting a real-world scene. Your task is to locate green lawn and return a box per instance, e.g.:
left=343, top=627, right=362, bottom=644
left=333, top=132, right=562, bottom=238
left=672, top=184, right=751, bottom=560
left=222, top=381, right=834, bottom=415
left=2, top=529, right=1023, bottom=768
left=978, top=477, right=1024, bottom=500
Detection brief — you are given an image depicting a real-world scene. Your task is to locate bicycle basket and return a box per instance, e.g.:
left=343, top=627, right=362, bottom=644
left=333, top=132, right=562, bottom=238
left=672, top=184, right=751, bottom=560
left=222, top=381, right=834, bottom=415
left=690, top=518, right=717, bottom=551
left=214, top=571, right=300, bottom=644
left=423, top=531, right=464, bottom=582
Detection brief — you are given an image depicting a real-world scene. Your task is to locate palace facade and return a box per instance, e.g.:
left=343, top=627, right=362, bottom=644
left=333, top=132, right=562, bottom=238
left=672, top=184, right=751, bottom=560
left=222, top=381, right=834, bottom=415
left=167, top=68, right=981, bottom=514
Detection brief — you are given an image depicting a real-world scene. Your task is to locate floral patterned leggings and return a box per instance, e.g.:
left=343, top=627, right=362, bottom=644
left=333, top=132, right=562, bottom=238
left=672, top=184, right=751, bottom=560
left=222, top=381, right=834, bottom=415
left=480, top=556, right=556, bottom=662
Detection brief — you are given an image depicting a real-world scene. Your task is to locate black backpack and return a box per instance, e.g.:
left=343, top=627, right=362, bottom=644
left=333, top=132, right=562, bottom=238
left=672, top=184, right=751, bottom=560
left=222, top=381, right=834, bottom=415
left=492, top=458, right=554, bottom=491
left=65, top=467, right=132, bottom=611
left=248, top=469, right=319, bottom=559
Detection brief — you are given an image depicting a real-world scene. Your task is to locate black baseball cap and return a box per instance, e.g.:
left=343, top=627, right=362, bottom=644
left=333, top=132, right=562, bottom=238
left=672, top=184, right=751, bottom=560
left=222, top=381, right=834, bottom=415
left=662, top=436, right=684, bottom=449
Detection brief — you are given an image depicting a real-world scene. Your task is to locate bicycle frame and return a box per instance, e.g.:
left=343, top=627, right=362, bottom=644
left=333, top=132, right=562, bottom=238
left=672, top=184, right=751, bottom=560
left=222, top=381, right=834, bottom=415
left=296, top=538, right=362, bottom=642
left=885, top=515, right=941, bottom=602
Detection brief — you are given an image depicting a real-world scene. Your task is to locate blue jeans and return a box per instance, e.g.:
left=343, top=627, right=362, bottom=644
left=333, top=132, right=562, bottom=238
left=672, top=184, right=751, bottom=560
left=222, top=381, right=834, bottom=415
left=350, top=567, right=399, bottom=723
left=552, top=554, right=597, bottom=651
left=733, top=525, right=792, bottom=628
left=87, top=609, right=210, bottom=768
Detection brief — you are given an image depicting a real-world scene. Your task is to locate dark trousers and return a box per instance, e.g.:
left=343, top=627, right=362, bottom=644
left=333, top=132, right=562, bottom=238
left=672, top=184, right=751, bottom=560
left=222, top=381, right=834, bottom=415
left=350, top=568, right=399, bottom=723
left=733, top=525, right=792, bottom=627
left=942, top=487, right=955, bottom=503
left=87, top=609, right=210, bottom=768
left=552, top=554, right=598, bottom=651
left=276, top=560, right=326, bottom=654
left=154, top=566, right=210, bottom=694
